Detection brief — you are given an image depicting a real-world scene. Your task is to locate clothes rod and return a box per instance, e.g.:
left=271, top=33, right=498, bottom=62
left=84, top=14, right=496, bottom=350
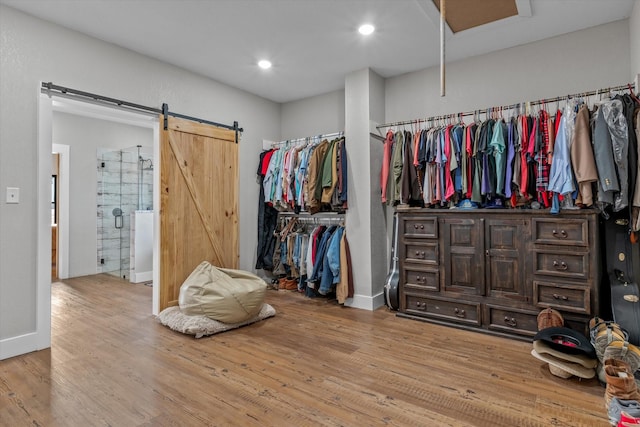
left=295, top=217, right=344, bottom=223
left=272, top=131, right=344, bottom=147
left=279, top=212, right=344, bottom=217
left=280, top=215, right=344, bottom=223
left=376, top=82, right=636, bottom=130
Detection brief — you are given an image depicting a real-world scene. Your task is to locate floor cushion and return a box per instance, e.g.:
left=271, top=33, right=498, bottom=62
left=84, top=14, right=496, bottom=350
left=156, top=303, right=275, bottom=338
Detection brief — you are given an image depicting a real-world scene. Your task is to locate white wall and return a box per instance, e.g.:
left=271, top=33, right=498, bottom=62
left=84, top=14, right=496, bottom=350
left=52, top=111, right=153, bottom=277
left=280, top=89, right=345, bottom=140
left=631, top=0, right=640, bottom=81
left=385, top=20, right=631, bottom=123
left=0, top=5, right=280, bottom=353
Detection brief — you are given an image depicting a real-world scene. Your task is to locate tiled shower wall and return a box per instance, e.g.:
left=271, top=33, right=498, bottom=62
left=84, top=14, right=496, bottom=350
left=96, top=148, right=153, bottom=279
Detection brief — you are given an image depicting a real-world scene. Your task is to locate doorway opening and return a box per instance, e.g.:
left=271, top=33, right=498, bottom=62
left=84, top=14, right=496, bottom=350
left=38, top=92, right=161, bottom=353
left=51, top=153, right=59, bottom=281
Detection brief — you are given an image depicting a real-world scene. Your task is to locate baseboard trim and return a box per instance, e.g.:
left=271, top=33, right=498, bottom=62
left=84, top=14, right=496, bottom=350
left=0, top=332, right=43, bottom=360
left=131, top=270, right=152, bottom=283
left=344, top=292, right=385, bottom=311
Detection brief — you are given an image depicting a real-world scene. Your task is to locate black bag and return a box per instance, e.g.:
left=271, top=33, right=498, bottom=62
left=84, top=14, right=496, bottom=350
left=384, top=212, right=400, bottom=310
left=604, top=216, right=640, bottom=345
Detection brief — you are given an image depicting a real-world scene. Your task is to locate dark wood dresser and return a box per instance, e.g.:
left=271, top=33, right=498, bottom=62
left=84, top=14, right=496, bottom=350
left=396, top=207, right=601, bottom=341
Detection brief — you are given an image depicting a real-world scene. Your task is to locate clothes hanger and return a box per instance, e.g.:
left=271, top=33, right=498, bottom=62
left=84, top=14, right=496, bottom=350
left=627, top=83, right=640, bottom=104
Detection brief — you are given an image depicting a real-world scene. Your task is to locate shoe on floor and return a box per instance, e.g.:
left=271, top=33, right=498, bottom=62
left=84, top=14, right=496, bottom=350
left=537, top=308, right=564, bottom=331
left=605, top=359, right=640, bottom=408
left=608, top=398, right=640, bottom=426
left=619, top=409, right=640, bottom=426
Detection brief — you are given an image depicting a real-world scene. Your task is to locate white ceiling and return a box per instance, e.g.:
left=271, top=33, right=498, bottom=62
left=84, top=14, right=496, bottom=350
left=1, top=0, right=635, bottom=103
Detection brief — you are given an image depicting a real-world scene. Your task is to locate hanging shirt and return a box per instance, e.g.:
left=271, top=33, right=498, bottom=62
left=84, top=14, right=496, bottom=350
left=413, top=130, right=421, bottom=167
left=296, top=146, right=310, bottom=209
left=471, top=124, right=483, bottom=203
left=380, top=130, right=394, bottom=203
left=505, top=119, right=516, bottom=198
left=435, top=129, right=445, bottom=202
left=263, top=148, right=280, bottom=203
left=548, top=113, right=576, bottom=195
left=536, top=110, right=551, bottom=193
left=451, top=125, right=464, bottom=194
left=339, top=138, right=348, bottom=205
left=593, top=105, right=618, bottom=206
left=520, top=115, right=529, bottom=197
left=465, top=123, right=477, bottom=199
left=391, top=131, right=404, bottom=205
left=569, top=105, right=597, bottom=206
left=489, top=120, right=507, bottom=196
left=602, top=99, right=630, bottom=212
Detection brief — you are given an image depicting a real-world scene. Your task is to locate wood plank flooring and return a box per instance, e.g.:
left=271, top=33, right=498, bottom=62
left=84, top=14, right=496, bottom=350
left=0, top=274, right=607, bottom=426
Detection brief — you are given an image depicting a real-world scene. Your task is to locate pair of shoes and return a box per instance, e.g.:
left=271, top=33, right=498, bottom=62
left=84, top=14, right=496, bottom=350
left=537, top=308, right=564, bottom=330
left=608, top=398, right=640, bottom=426
left=605, top=341, right=640, bottom=378
left=618, top=409, right=640, bottom=426
left=278, top=277, right=298, bottom=291
left=591, top=317, right=630, bottom=363
left=591, top=317, right=640, bottom=386
left=606, top=359, right=640, bottom=410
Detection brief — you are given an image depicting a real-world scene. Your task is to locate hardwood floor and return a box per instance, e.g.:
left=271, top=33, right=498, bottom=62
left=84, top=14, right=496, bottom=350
left=0, top=274, right=607, bottom=426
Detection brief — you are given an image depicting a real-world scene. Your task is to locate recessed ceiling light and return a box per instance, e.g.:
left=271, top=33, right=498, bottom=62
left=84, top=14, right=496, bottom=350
left=258, top=60, right=272, bottom=70
left=358, top=24, right=375, bottom=35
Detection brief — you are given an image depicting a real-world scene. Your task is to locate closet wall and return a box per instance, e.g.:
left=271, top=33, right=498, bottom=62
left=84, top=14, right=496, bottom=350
left=0, top=5, right=280, bottom=354
left=632, top=0, right=640, bottom=80
left=280, top=89, right=345, bottom=140
left=385, top=19, right=631, bottom=123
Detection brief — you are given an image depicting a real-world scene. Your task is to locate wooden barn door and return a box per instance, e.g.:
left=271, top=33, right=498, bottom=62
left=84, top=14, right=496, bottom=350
left=159, top=116, right=239, bottom=310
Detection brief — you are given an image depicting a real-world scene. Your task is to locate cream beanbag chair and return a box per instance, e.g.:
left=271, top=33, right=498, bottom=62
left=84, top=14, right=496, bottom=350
left=179, top=261, right=267, bottom=323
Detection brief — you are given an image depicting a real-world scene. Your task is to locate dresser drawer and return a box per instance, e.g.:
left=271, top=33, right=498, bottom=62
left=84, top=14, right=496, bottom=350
left=532, top=218, right=589, bottom=247
left=403, top=265, right=439, bottom=291
left=533, top=281, right=591, bottom=314
left=405, top=295, right=480, bottom=326
left=486, top=305, right=538, bottom=337
left=533, top=249, right=589, bottom=279
left=404, top=241, right=438, bottom=264
left=402, top=216, right=437, bottom=239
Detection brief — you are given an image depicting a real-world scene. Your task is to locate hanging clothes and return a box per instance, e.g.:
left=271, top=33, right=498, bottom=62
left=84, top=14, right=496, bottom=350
left=570, top=105, right=598, bottom=207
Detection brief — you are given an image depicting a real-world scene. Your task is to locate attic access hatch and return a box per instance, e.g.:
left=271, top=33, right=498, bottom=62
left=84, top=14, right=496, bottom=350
left=432, top=0, right=519, bottom=33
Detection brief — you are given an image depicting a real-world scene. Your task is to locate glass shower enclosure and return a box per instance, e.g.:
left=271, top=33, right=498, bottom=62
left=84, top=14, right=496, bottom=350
left=97, top=145, right=154, bottom=281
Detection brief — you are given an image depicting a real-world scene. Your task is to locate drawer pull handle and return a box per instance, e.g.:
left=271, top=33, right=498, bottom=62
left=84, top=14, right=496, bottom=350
left=552, top=229, right=568, bottom=239
left=504, top=316, right=517, bottom=327
left=415, top=276, right=424, bottom=284
left=553, top=293, right=569, bottom=301
left=416, top=301, right=426, bottom=309
left=454, top=308, right=466, bottom=318
left=552, top=260, right=568, bottom=271
left=420, top=224, right=424, bottom=230
left=414, top=224, right=418, bottom=229
left=414, top=250, right=425, bottom=258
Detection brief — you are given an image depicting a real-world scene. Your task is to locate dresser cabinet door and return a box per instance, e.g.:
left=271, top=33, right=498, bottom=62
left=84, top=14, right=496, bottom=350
left=442, top=218, right=484, bottom=295
left=484, top=219, right=528, bottom=302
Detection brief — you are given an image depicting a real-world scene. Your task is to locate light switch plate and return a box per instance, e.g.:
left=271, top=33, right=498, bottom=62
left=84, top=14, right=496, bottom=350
left=6, top=187, right=19, bottom=204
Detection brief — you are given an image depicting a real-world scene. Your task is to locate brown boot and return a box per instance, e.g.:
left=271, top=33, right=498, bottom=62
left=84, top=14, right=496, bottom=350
left=537, top=308, right=564, bottom=330
left=605, top=359, right=640, bottom=407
